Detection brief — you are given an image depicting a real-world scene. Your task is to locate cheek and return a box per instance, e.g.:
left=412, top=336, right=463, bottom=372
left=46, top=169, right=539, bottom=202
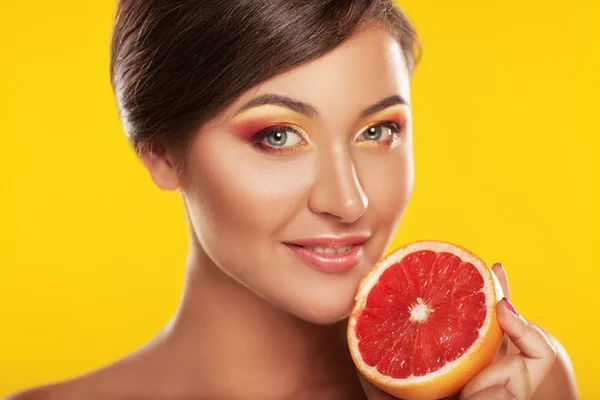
left=185, top=143, right=315, bottom=242
left=359, top=148, right=414, bottom=221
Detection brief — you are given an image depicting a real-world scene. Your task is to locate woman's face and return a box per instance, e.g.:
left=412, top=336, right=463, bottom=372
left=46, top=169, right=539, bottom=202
left=176, top=26, right=413, bottom=324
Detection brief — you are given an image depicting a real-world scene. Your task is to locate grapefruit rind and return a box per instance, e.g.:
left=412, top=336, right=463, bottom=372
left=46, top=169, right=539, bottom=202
left=348, top=240, right=504, bottom=400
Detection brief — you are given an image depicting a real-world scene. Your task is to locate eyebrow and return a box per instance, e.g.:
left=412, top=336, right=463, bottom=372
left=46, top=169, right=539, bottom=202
left=235, top=94, right=409, bottom=119
left=359, top=95, right=409, bottom=117
left=236, top=94, right=319, bottom=118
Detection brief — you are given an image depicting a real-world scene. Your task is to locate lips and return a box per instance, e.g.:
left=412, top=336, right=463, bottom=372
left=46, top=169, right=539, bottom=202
left=286, top=235, right=368, bottom=249
left=302, top=245, right=354, bottom=255
left=284, top=235, right=369, bottom=273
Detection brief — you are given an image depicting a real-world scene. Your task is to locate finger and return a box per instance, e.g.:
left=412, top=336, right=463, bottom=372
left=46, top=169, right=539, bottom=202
left=497, top=298, right=557, bottom=392
left=459, top=354, right=531, bottom=400
left=462, top=385, right=515, bottom=400
left=493, top=333, right=510, bottom=362
left=492, top=263, right=510, bottom=300
left=490, top=264, right=511, bottom=363
left=356, top=370, right=398, bottom=400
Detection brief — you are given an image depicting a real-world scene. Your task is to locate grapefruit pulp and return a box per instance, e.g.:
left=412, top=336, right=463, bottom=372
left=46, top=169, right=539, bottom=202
left=348, top=241, right=504, bottom=400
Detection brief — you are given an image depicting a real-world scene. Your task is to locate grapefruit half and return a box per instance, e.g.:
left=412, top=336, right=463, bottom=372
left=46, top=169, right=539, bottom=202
left=348, top=241, right=504, bottom=400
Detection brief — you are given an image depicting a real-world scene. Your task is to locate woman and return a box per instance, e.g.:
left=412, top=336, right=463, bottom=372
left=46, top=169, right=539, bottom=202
left=8, top=0, right=577, bottom=399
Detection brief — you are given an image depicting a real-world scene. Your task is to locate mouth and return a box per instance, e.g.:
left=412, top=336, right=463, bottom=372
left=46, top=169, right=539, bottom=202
left=293, top=244, right=357, bottom=255
left=283, top=235, right=369, bottom=273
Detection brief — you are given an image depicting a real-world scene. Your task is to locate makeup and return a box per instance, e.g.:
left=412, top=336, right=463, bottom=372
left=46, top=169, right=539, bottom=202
left=228, top=105, right=313, bottom=154
left=229, top=105, right=311, bottom=138
left=230, top=117, right=284, bottom=140
left=354, top=104, right=409, bottom=149
left=284, top=236, right=368, bottom=273
left=252, top=124, right=311, bottom=154
left=228, top=102, right=409, bottom=154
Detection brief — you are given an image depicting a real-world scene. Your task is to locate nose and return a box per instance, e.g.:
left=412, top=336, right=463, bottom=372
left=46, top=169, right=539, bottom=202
left=307, top=145, right=368, bottom=224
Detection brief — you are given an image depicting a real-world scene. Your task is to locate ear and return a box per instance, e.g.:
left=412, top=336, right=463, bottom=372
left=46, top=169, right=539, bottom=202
left=139, top=143, right=181, bottom=191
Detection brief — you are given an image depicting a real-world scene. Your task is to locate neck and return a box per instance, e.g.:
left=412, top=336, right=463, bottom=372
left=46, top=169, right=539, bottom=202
left=162, top=240, right=364, bottom=399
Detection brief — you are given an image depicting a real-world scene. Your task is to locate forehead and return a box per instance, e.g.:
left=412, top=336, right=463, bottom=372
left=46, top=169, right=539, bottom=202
left=224, top=26, right=411, bottom=121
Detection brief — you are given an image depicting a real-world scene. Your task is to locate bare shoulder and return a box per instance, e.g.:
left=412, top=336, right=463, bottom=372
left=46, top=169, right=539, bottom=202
left=3, top=382, right=78, bottom=400
left=2, top=360, right=130, bottom=400
left=3, top=370, right=129, bottom=400
left=2, top=361, right=144, bottom=400
left=507, top=324, right=578, bottom=400
left=3, top=341, right=174, bottom=400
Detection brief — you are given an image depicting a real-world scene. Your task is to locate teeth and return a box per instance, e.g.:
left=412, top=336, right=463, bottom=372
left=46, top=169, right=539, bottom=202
left=304, top=245, right=354, bottom=254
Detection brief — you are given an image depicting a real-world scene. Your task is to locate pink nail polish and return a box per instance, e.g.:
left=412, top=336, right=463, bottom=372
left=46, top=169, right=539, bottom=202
left=504, top=298, right=519, bottom=316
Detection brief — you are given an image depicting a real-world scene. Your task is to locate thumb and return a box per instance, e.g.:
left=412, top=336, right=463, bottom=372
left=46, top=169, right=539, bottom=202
left=491, top=262, right=510, bottom=301
left=490, top=263, right=511, bottom=362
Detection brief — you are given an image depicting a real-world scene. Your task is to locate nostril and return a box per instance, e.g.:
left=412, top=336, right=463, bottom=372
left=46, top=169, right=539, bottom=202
left=309, top=187, right=368, bottom=223
left=307, top=156, right=368, bottom=222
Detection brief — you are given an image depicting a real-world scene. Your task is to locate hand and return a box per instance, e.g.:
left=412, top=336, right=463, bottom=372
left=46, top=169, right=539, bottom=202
left=458, top=263, right=557, bottom=400
left=356, top=263, right=557, bottom=400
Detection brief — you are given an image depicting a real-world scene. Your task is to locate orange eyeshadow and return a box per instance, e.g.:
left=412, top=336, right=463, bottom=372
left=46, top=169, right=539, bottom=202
left=230, top=117, right=282, bottom=140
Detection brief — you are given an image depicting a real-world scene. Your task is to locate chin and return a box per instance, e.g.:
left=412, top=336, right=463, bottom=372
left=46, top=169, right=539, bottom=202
left=288, top=270, right=373, bottom=326
left=298, top=308, right=351, bottom=325
left=290, top=291, right=357, bottom=325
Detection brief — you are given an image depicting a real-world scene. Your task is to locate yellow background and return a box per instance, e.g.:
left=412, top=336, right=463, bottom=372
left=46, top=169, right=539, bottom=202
left=1, top=0, right=597, bottom=398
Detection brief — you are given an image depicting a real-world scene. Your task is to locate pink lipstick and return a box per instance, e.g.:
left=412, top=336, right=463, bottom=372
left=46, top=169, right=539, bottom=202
left=284, top=235, right=368, bottom=273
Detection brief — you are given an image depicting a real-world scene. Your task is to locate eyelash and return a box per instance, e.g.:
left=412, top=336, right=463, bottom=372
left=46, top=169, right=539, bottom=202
left=357, top=121, right=403, bottom=144
left=252, top=121, right=404, bottom=154
left=252, top=125, right=309, bottom=154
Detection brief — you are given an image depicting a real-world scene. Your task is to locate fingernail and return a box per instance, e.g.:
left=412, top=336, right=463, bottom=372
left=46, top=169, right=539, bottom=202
left=503, top=298, right=518, bottom=316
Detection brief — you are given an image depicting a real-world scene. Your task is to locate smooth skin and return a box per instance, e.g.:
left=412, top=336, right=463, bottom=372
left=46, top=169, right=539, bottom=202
left=6, top=25, right=577, bottom=400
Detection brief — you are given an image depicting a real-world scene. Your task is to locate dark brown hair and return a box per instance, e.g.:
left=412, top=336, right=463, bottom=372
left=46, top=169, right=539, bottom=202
left=110, top=0, right=421, bottom=156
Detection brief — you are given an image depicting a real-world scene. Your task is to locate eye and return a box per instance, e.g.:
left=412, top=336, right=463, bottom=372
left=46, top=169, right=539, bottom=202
left=355, top=122, right=403, bottom=147
left=262, top=128, right=301, bottom=147
left=253, top=124, right=309, bottom=154
left=359, top=122, right=401, bottom=141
